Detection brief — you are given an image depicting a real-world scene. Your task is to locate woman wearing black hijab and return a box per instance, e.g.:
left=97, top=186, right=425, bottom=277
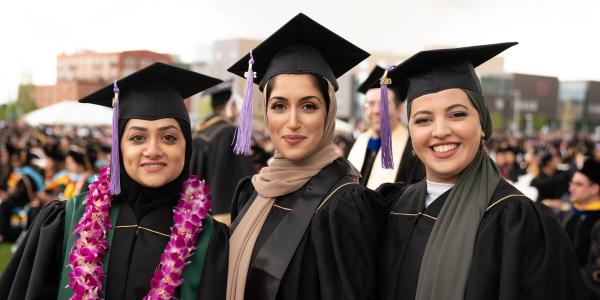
left=0, top=63, right=229, bottom=299
left=376, top=43, right=584, bottom=300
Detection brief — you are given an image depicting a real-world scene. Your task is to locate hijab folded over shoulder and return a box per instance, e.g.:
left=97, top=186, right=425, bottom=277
left=386, top=42, right=513, bottom=300
left=378, top=42, right=584, bottom=300
left=225, top=13, right=373, bottom=300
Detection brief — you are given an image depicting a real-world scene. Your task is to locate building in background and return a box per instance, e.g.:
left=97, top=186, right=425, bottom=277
left=32, top=50, right=173, bottom=107
left=560, top=81, right=600, bottom=132
left=22, top=43, right=600, bottom=135
left=188, top=39, right=261, bottom=128
left=481, top=73, right=560, bottom=133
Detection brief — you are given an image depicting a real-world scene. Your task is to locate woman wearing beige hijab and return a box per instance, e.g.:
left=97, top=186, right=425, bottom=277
left=225, top=13, right=384, bottom=300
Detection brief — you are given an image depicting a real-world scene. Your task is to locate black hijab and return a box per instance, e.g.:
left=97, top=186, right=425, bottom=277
left=117, top=117, right=192, bottom=221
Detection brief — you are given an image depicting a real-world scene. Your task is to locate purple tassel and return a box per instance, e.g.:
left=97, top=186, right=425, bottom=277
left=109, top=81, right=121, bottom=195
left=380, top=68, right=394, bottom=169
left=233, top=51, right=255, bottom=155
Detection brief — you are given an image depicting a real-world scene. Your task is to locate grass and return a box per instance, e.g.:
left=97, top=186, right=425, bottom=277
left=0, top=242, right=14, bottom=275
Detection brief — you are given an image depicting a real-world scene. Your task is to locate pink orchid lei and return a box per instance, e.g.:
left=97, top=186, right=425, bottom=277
left=67, top=167, right=212, bottom=300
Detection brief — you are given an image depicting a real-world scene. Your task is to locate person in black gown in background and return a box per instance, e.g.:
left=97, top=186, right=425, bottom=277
left=377, top=43, right=584, bottom=300
left=190, top=81, right=255, bottom=225
left=0, top=62, right=229, bottom=300
left=226, top=13, right=385, bottom=300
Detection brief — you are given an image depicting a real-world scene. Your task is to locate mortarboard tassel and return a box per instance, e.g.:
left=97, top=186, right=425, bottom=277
left=380, top=67, right=394, bottom=169
left=233, top=51, right=255, bottom=155
left=109, top=81, right=121, bottom=195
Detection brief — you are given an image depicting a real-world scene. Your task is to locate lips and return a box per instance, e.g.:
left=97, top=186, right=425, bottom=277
left=430, top=143, right=459, bottom=159
left=432, top=144, right=458, bottom=153
left=282, top=135, right=305, bottom=145
left=140, top=162, right=167, bottom=172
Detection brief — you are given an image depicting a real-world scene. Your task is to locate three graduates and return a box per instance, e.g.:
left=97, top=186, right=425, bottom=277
left=0, top=13, right=587, bottom=300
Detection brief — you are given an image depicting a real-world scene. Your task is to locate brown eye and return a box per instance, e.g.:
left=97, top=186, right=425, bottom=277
left=129, top=135, right=145, bottom=144
left=302, top=103, right=319, bottom=111
left=270, top=102, right=286, bottom=111
left=449, top=111, right=468, bottom=118
left=161, top=134, right=178, bottom=144
left=414, top=117, right=431, bottom=125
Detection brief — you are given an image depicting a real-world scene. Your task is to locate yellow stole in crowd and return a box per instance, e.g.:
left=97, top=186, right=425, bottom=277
left=574, top=199, right=600, bottom=211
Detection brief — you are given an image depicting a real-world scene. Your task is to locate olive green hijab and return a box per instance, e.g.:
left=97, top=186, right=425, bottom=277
left=408, top=89, right=501, bottom=300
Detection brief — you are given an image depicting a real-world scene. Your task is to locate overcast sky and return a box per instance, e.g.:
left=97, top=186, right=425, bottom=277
left=0, top=0, right=597, bottom=104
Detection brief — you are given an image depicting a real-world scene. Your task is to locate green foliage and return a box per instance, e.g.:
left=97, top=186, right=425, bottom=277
left=0, top=242, right=14, bottom=274
left=534, top=115, right=548, bottom=131
left=16, top=83, right=37, bottom=115
left=0, top=102, right=18, bottom=121
left=491, top=111, right=506, bottom=131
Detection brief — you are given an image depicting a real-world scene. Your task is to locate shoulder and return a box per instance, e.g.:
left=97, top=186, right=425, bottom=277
left=205, top=215, right=230, bottom=239
left=234, top=176, right=255, bottom=197
left=376, top=181, right=412, bottom=209
left=385, top=180, right=427, bottom=211
left=482, top=179, right=559, bottom=227
left=29, top=200, right=66, bottom=228
left=315, top=176, right=384, bottom=216
left=231, top=176, right=256, bottom=220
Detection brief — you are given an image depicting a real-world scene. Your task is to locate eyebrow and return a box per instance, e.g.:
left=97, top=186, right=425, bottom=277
left=269, top=95, right=323, bottom=103
left=412, top=103, right=470, bottom=116
left=127, top=125, right=179, bottom=132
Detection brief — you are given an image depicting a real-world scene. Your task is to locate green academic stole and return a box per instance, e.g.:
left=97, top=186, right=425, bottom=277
left=57, top=193, right=214, bottom=300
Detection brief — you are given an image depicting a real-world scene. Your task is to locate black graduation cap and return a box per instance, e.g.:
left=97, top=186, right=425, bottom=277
left=78, top=62, right=222, bottom=196
left=357, top=65, right=404, bottom=103
left=227, top=13, right=369, bottom=156
left=227, top=13, right=369, bottom=91
left=388, top=42, right=518, bottom=102
left=79, top=62, right=223, bottom=123
left=580, top=158, right=600, bottom=185
left=203, top=80, right=234, bottom=109
left=357, top=65, right=386, bottom=94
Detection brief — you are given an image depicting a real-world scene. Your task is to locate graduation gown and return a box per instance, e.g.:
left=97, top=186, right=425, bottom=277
left=230, top=158, right=386, bottom=300
left=347, top=125, right=424, bottom=189
left=563, top=208, right=600, bottom=267
left=530, top=170, right=570, bottom=202
left=378, top=179, right=585, bottom=300
left=191, top=116, right=255, bottom=215
left=0, top=195, right=229, bottom=300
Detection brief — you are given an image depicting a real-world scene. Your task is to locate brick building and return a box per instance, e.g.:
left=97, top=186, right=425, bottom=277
left=33, top=50, right=173, bottom=107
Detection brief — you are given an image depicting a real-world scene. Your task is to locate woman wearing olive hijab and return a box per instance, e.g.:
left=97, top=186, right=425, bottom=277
left=377, top=43, right=584, bottom=300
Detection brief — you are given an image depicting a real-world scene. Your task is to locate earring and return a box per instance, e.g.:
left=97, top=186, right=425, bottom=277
left=411, top=150, right=416, bottom=156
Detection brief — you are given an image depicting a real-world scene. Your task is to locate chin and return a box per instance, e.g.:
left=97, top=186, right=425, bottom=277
left=138, top=181, right=165, bottom=188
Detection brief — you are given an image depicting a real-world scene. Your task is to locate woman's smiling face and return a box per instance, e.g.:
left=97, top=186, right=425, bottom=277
left=120, top=118, right=186, bottom=188
left=408, top=88, right=483, bottom=184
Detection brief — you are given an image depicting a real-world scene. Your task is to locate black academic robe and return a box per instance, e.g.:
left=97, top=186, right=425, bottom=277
left=530, top=170, right=570, bottom=202
left=191, top=116, right=255, bottom=215
left=378, top=179, right=585, bottom=300
left=0, top=197, right=229, bottom=300
left=230, top=158, right=386, bottom=300
left=564, top=208, right=600, bottom=267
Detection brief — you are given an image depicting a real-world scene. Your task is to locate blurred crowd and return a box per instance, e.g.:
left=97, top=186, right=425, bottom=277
left=2, top=120, right=600, bottom=256
left=0, top=122, right=112, bottom=242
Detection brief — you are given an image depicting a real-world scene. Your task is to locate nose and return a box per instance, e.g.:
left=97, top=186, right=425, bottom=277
left=286, top=107, right=301, bottom=131
left=142, top=137, right=163, bottom=158
left=431, top=118, right=451, bottom=139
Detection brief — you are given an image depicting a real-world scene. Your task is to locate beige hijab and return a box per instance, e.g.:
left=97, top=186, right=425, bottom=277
left=226, top=78, right=339, bottom=300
